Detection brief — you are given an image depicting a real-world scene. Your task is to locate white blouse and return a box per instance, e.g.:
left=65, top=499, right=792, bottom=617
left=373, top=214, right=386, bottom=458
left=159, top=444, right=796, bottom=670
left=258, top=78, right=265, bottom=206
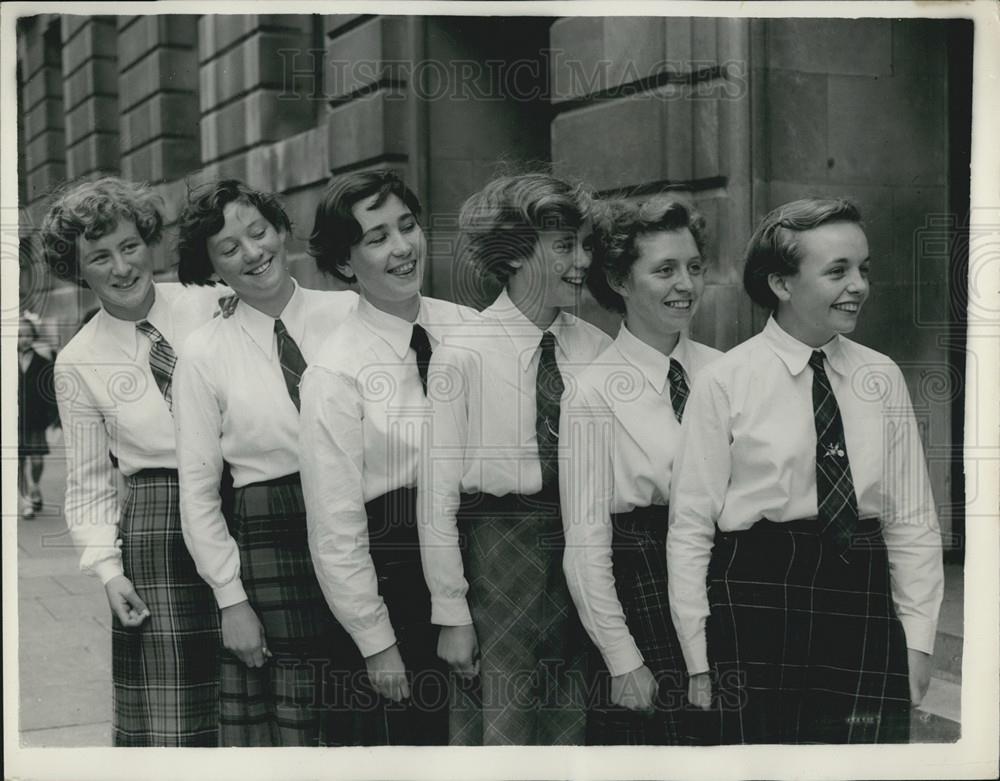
left=299, top=295, right=481, bottom=658
left=418, top=289, right=613, bottom=627
left=667, top=316, right=944, bottom=674
left=173, top=282, right=357, bottom=608
left=561, top=325, right=721, bottom=676
left=54, top=282, right=226, bottom=583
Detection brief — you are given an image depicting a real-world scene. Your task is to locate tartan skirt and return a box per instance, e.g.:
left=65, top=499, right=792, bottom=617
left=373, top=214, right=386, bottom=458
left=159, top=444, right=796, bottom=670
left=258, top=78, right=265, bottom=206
left=706, top=516, right=911, bottom=744
left=220, top=473, right=362, bottom=747
left=363, top=487, right=449, bottom=745
left=585, top=504, right=686, bottom=745
left=450, top=489, right=589, bottom=746
left=113, top=469, right=220, bottom=747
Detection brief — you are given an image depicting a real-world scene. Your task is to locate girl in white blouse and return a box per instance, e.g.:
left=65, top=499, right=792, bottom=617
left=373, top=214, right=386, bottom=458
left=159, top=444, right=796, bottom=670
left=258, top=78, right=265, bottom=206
left=420, top=173, right=612, bottom=745
left=667, top=197, right=943, bottom=744
left=173, top=179, right=358, bottom=746
left=561, top=198, right=721, bottom=744
left=44, top=176, right=223, bottom=746
left=300, top=169, right=478, bottom=744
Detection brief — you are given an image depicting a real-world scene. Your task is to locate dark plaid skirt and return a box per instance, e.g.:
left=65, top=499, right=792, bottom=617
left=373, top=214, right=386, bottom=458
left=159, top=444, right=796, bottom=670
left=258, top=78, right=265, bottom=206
left=220, top=473, right=362, bottom=747
left=113, top=469, right=220, bottom=747
left=450, top=489, right=589, bottom=746
left=586, top=504, right=686, bottom=746
left=706, top=516, right=911, bottom=744
left=363, top=487, right=448, bottom=745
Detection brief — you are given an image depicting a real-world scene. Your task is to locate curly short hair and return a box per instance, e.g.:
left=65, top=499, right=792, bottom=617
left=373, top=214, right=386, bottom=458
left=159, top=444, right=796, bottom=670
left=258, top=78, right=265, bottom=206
left=177, top=179, right=292, bottom=286
left=588, top=197, right=708, bottom=314
left=40, top=176, right=164, bottom=286
left=743, top=197, right=863, bottom=311
left=307, top=169, right=422, bottom=283
left=458, top=173, right=593, bottom=287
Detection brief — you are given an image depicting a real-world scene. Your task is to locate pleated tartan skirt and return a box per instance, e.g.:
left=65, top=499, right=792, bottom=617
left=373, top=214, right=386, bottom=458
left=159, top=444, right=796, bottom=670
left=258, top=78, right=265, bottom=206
left=363, top=487, right=449, bottom=745
left=450, top=489, right=589, bottom=746
left=220, top=473, right=362, bottom=747
left=585, top=504, right=686, bottom=746
left=705, top=516, right=911, bottom=744
left=113, top=469, right=220, bottom=747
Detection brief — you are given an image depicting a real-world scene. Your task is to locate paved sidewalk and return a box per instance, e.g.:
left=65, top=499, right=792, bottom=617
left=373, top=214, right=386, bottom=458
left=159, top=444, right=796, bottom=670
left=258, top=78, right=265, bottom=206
left=16, top=435, right=962, bottom=747
left=17, top=444, right=112, bottom=747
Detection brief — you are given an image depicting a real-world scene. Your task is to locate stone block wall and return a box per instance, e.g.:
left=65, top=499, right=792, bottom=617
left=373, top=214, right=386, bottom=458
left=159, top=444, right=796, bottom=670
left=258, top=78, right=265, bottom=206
left=550, top=17, right=755, bottom=346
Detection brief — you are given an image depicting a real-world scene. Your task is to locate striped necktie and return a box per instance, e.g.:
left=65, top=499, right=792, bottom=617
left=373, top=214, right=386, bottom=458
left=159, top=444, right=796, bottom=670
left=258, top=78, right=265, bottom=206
left=536, top=331, right=564, bottom=492
left=409, top=323, right=433, bottom=396
left=809, top=350, right=859, bottom=559
left=274, top=319, right=307, bottom=412
left=135, top=320, right=177, bottom=413
left=667, top=357, right=689, bottom=423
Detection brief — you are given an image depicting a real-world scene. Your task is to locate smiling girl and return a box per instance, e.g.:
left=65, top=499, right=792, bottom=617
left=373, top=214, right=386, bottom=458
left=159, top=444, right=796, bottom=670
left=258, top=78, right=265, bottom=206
left=667, top=197, right=944, bottom=744
left=43, top=176, right=225, bottom=746
left=561, top=198, right=722, bottom=744
left=299, top=169, right=478, bottom=745
left=172, top=180, right=358, bottom=746
left=419, top=173, right=612, bottom=745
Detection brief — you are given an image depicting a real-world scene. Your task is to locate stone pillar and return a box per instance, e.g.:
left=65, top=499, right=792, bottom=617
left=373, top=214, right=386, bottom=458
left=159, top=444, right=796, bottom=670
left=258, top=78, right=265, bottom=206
left=198, top=14, right=316, bottom=186
left=62, top=16, right=120, bottom=178
left=118, top=15, right=200, bottom=182
left=19, top=16, right=66, bottom=206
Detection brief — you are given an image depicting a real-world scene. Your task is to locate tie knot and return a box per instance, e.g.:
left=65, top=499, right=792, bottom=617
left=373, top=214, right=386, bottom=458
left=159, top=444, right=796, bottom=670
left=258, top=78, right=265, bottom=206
left=274, top=318, right=289, bottom=337
left=809, top=350, right=826, bottom=372
left=668, top=357, right=685, bottom=382
left=410, top=323, right=430, bottom=350
left=540, top=330, right=557, bottom=354
left=136, top=320, right=162, bottom=343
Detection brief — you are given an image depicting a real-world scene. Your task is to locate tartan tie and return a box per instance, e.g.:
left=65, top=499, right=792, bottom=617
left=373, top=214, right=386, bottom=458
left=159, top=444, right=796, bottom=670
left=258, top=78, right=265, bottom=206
left=667, top=357, right=689, bottom=423
left=274, top=319, right=307, bottom=412
left=135, top=320, right=177, bottom=413
left=809, top=350, right=859, bottom=559
left=536, top=331, right=564, bottom=492
left=409, top=323, right=433, bottom=396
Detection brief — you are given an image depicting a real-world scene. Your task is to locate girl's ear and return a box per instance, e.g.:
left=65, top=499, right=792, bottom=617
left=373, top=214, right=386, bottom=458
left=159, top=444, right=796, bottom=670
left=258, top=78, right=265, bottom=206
left=767, top=272, right=792, bottom=304
left=507, top=258, right=523, bottom=270
left=336, top=254, right=357, bottom=281
left=607, top=271, right=630, bottom=301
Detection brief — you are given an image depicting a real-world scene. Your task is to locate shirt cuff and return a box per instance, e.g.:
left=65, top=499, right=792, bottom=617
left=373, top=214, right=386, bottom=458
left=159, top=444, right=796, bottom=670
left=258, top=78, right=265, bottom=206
left=601, top=636, right=645, bottom=678
left=431, top=596, right=473, bottom=627
left=680, top=634, right=710, bottom=676
left=352, top=620, right=398, bottom=659
left=213, top=579, right=249, bottom=609
left=900, top=615, right=938, bottom=655
left=92, top=557, right=124, bottom=585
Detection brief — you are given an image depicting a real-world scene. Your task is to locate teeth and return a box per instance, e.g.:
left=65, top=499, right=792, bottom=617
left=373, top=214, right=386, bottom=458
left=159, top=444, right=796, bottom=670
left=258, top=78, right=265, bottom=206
left=665, top=301, right=692, bottom=309
left=562, top=277, right=583, bottom=285
left=833, top=302, right=860, bottom=312
left=389, top=260, right=416, bottom=276
left=247, top=259, right=272, bottom=276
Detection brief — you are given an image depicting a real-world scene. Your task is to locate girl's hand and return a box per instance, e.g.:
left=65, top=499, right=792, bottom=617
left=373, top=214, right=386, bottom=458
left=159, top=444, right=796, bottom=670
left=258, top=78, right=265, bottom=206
left=610, top=665, right=657, bottom=712
left=221, top=600, right=270, bottom=668
left=688, top=672, right=712, bottom=710
left=365, top=644, right=410, bottom=702
left=437, top=624, right=480, bottom=678
left=104, top=575, right=150, bottom=628
left=908, top=648, right=932, bottom=707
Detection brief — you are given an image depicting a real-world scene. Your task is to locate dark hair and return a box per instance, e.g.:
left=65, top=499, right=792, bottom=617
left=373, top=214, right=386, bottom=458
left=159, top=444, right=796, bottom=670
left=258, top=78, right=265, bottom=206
left=177, top=179, right=292, bottom=286
left=308, top=169, right=422, bottom=283
left=40, top=176, right=164, bottom=287
left=589, top=197, right=708, bottom=314
left=458, top=173, right=593, bottom=287
left=743, top=197, right=863, bottom=311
